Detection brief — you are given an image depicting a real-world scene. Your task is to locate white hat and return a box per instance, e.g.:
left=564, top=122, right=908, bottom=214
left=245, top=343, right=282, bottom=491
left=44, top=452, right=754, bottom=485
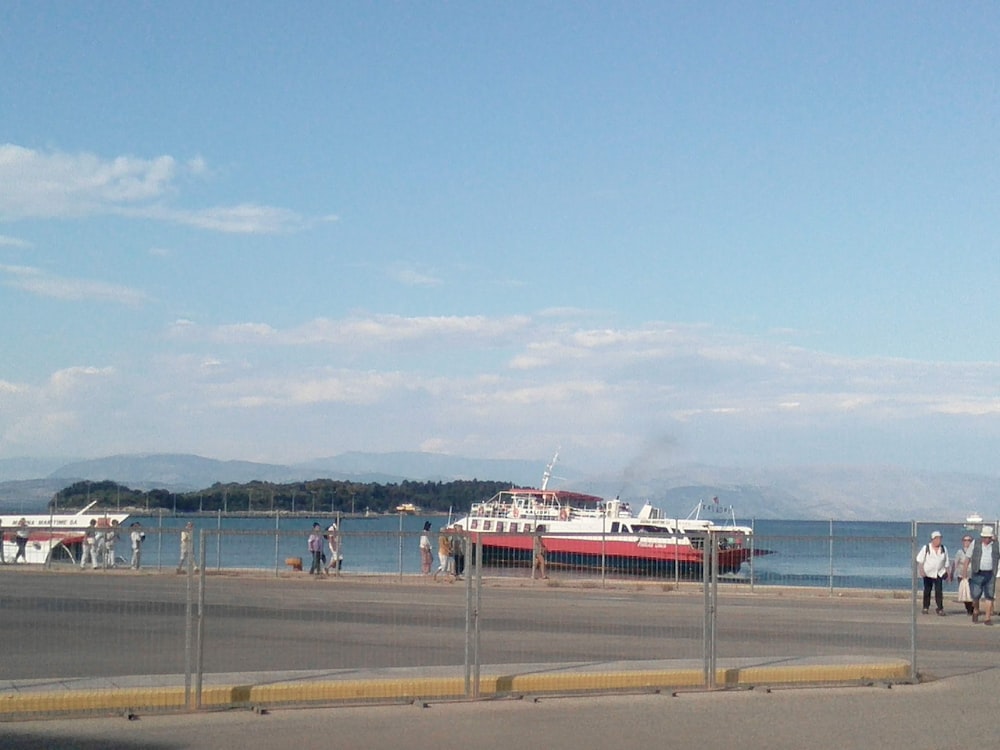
left=930, top=531, right=942, bottom=539
left=982, top=526, right=995, bottom=537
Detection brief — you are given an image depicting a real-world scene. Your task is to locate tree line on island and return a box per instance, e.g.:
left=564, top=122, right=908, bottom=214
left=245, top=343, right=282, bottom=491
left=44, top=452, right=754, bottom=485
left=51, top=478, right=514, bottom=515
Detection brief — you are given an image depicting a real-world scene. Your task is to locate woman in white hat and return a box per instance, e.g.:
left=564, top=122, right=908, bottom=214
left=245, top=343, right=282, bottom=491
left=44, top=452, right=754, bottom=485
left=916, top=530, right=949, bottom=615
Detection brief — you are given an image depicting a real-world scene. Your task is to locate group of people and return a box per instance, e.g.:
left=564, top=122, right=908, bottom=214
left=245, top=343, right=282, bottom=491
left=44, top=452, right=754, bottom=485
left=418, top=522, right=466, bottom=582
left=307, top=521, right=343, bottom=576
left=917, top=525, right=1000, bottom=624
left=75, top=520, right=151, bottom=570
left=418, top=522, right=548, bottom=581
left=0, top=518, right=191, bottom=572
left=77, top=518, right=122, bottom=569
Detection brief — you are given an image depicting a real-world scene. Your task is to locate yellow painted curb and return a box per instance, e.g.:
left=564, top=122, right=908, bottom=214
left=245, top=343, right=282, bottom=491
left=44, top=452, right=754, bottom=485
left=0, top=661, right=913, bottom=717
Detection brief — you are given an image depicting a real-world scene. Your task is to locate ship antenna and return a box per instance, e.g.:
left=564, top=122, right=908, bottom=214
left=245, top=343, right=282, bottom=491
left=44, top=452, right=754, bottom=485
left=541, top=449, right=559, bottom=491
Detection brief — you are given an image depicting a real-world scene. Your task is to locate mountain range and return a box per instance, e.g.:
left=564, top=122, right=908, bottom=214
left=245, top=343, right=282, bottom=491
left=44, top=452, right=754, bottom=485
left=0, top=452, right=996, bottom=522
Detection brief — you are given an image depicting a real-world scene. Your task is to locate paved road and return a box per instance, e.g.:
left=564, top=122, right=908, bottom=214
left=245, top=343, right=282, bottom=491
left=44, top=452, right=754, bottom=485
left=2, top=563, right=997, bottom=749
left=1, top=566, right=925, bottom=677
left=1, top=566, right=988, bottom=681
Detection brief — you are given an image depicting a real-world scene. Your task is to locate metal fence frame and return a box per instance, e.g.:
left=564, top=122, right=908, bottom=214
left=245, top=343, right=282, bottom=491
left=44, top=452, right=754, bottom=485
left=0, top=522, right=928, bottom=718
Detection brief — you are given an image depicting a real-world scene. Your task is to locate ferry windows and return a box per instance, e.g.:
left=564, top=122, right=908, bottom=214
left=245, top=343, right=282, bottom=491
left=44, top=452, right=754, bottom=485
left=470, top=520, right=479, bottom=530
left=483, top=521, right=492, bottom=531
left=497, top=522, right=505, bottom=532
left=610, top=522, right=620, bottom=533
left=510, top=523, right=519, bottom=533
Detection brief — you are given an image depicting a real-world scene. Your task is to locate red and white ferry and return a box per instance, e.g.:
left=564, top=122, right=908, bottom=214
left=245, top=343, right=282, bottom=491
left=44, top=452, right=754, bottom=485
left=454, top=479, right=764, bottom=576
left=1, top=502, right=129, bottom=565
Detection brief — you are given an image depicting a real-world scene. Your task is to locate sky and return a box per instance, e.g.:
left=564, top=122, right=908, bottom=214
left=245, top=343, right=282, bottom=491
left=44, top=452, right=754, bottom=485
left=1, top=1, right=999, bottom=478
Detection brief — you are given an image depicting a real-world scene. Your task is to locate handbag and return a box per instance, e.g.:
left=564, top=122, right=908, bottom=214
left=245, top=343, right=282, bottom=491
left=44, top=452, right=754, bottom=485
left=957, top=577, right=972, bottom=603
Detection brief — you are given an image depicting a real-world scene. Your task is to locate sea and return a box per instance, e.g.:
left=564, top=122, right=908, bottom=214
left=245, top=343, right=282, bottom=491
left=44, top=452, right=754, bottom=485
left=129, top=513, right=989, bottom=592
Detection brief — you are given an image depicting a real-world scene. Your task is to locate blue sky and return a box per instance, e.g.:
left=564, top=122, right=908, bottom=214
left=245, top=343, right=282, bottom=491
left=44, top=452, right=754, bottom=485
left=1, top=1, right=999, bottom=476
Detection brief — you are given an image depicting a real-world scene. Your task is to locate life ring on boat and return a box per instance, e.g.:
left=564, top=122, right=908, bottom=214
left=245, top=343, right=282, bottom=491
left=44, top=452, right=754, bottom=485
left=559, top=507, right=569, bottom=521
left=512, top=507, right=519, bottom=518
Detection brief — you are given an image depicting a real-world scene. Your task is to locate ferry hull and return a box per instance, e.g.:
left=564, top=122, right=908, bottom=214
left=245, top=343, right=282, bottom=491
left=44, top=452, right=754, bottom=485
left=471, top=534, right=756, bottom=577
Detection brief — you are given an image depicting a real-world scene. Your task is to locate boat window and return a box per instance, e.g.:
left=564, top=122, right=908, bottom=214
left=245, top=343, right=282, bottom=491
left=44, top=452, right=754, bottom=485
left=523, top=523, right=532, bottom=533
left=483, top=521, right=492, bottom=531
left=470, top=520, right=479, bottom=530
left=510, top=523, right=518, bottom=533
left=610, top=522, right=620, bottom=533
left=497, top=522, right=505, bottom=532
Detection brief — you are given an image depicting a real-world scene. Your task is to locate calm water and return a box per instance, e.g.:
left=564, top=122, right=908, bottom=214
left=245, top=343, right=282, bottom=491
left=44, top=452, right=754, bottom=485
left=131, top=513, right=990, bottom=591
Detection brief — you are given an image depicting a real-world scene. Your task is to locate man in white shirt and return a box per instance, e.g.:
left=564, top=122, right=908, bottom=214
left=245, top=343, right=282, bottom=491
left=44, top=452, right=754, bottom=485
left=969, top=526, right=1000, bottom=625
left=916, top=530, right=949, bottom=615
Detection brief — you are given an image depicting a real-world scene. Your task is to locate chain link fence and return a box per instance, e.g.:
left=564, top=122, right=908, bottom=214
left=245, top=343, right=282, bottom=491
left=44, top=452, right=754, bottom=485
left=0, top=519, right=947, bottom=717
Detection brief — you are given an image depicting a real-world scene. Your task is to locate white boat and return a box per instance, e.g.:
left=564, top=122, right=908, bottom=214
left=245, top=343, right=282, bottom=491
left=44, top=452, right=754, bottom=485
left=452, top=457, right=764, bottom=576
left=1, top=502, right=130, bottom=565
left=965, top=512, right=984, bottom=531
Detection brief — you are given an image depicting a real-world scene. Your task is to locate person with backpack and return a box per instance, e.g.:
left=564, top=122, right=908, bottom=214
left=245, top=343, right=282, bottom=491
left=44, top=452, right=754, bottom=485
left=915, top=530, right=949, bottom=615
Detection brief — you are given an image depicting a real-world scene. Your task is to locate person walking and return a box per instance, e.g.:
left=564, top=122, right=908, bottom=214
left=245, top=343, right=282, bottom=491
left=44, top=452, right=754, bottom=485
left=14, top=518, right=29, bottom=563
left=532, top=528, right=548, bottom=580
left=129, top=522, right=145, bottom=570
left=324, top=522, right=342, bottom=575
left=419, top=521, right=433, bottom=575
left=916, top=531, right=949, bottom=615
left=970, top=526, right=1000, bottom=625
left=451, top=529, right=465, bottom=579
left=177, top=521, right=195, bottom=573
left=104, top=520, right=120, bottom=568
left=308, top=523, right=324, bottom=575
left=433, top=529, right=454, bottom=582
left=81, top=519, right=99, bottom=569
left=952, top=533, right=975, bottom=615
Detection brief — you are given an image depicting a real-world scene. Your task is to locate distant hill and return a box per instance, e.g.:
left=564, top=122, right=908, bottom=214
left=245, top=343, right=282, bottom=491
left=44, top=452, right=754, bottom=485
left=0, top=478, right=78, bottom=516
left=49, top=453, right=306, bottom=490
left=0, top=457, right=76, bottom=481
left=0, top=451, right=997, bottom=521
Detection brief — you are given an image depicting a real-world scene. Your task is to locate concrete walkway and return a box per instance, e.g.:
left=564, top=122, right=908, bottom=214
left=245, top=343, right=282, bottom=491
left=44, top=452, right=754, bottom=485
left=0, top=666, right=995, bottom=750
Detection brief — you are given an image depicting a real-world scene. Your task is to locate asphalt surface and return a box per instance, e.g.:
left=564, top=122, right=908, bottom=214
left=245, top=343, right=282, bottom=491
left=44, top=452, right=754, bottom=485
left=2, top=565, right=998, bottom=748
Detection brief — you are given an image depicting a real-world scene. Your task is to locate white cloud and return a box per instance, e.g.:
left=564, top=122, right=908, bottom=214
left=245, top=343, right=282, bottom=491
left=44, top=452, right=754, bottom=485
left=0, top=234, right=31, bottom=247
left=0, top=144, right=177, bottom=217
left=0, top=144, right=310, bottom=234
left=388, top=264, right=443, bottom=287
left=0, top=264, right=149, bottom=306
left=4, top=311, right=1000, bottom=473
left=169, top=314, right=533, bottom=347
left=143, top=203, right=308, bottom=234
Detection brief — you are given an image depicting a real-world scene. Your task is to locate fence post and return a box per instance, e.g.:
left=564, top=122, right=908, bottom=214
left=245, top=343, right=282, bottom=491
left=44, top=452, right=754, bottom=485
left=828, top=519, right=835, bottom=596
left=195, top=529, right=208, bottom=709
left=398, top=513, right=404, bottom=580
left=910, top=520, right=918, bottom=681
left=464, top=531, right=473, bottom=697
left=274, top=513, right=280, bottom=578
left=184, top=544, right=194, bottom=709
left=473, top=531, right=483, bottom=698
left=703, top=531, right=718, bottom=689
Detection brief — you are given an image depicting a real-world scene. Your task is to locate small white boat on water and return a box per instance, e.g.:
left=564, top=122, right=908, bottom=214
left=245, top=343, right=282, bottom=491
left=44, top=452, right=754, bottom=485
left=1, top=502, right=130, bottom=565
left=965, top=512, right=985, bottom=531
